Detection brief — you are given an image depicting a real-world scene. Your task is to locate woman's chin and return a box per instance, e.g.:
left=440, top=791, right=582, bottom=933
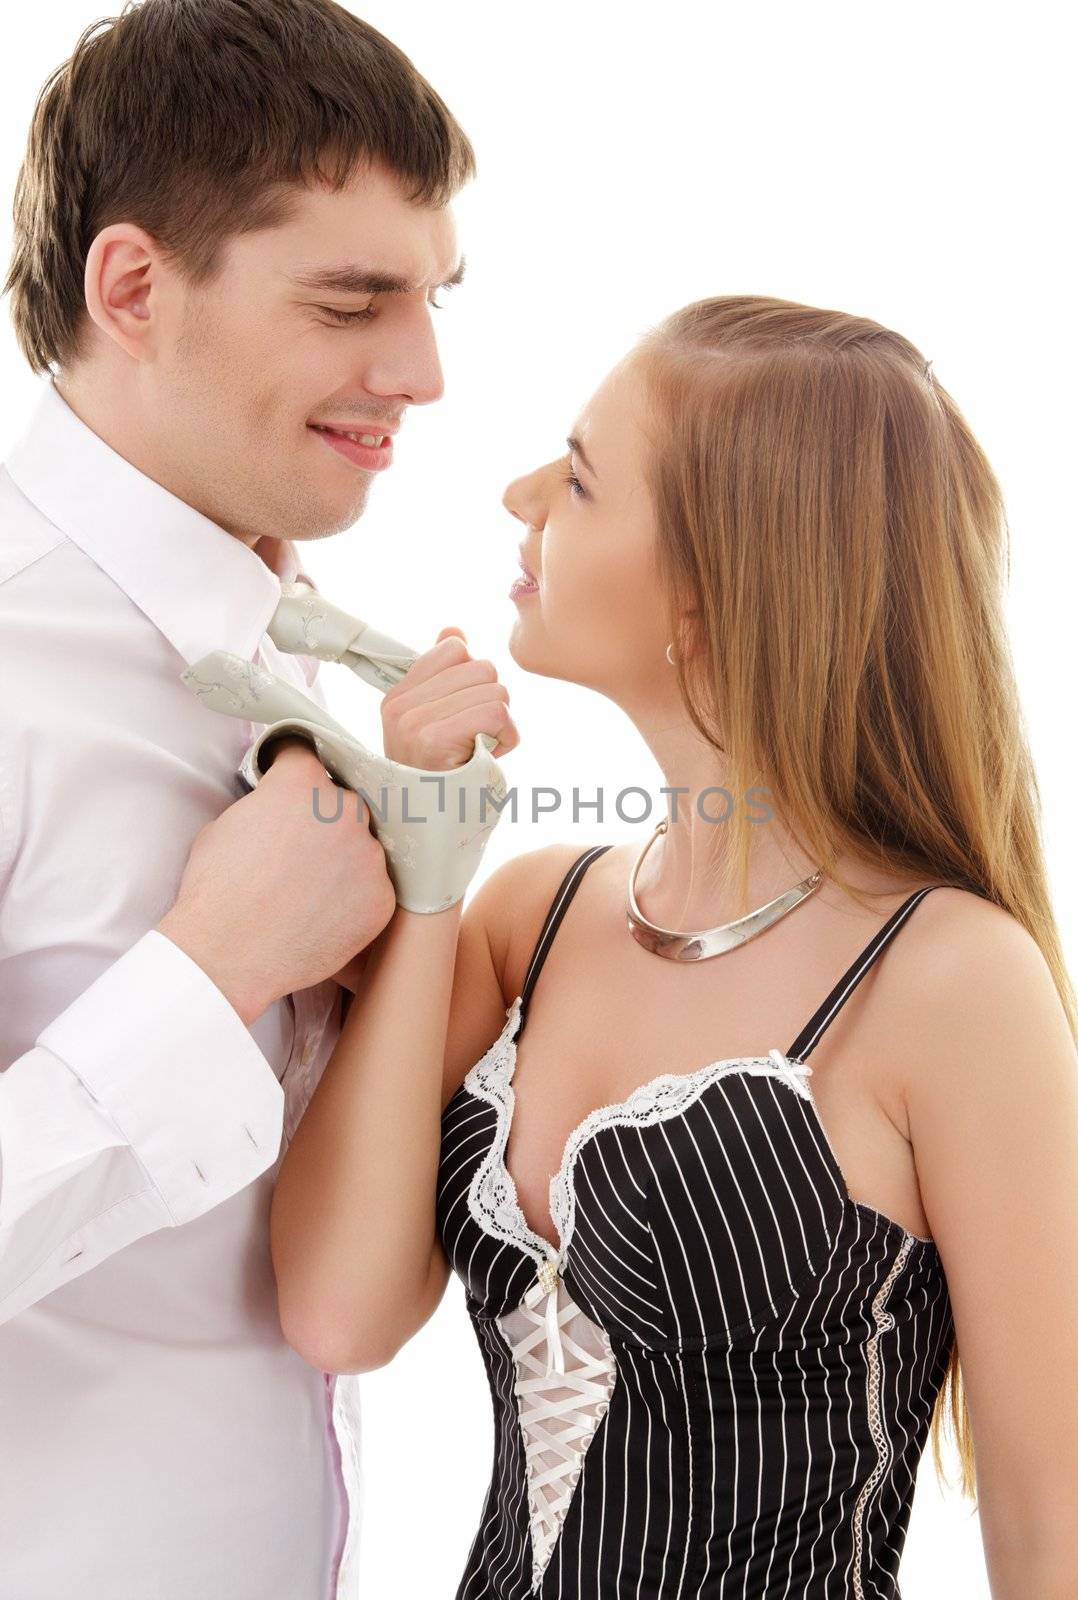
left=506, top=623, right=547, bottom=674
left=505, top=632, right=580, bottom=689
left=504, top=626, right=530, bottom=670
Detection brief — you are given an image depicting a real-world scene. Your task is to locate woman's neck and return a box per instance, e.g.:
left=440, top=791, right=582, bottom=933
left=633, top=720, right=911, bottom=929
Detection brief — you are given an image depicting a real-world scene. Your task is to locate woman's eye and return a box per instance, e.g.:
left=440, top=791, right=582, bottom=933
left=318, top=305, right=377, bottom=325
left=561, top=466, right=586, bottom=499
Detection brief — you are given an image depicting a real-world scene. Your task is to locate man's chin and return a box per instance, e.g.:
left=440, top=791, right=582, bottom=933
left=279, top=481, right=375, bottom=543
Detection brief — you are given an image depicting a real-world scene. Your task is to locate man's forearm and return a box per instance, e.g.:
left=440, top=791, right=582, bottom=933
left=0, top=929, right=284, bottom=1324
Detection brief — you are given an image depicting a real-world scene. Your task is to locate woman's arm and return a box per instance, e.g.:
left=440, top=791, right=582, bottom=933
left=899, top=891, right=1078, bottom=1597
left=269, top=845, right=543, bottom=1374
left=269, top=628, right=521, bottom=1371
left=271, top=897, right=460, bottom=1374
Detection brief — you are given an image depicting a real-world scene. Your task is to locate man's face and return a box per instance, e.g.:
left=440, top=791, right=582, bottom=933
left=151, top=160, right=460, bottom=546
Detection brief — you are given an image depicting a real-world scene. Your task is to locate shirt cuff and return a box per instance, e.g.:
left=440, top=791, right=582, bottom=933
left=36, top=929, right=285, bottom=1226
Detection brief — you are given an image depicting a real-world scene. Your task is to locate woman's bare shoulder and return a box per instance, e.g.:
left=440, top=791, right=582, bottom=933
left=873, top=882, right=1070, bottom=1107
left=882, top=883, right=1047, bottom=993
left=440, top=842, right=601, bottom=1108
left=474, top=840, right=602, bottom=1007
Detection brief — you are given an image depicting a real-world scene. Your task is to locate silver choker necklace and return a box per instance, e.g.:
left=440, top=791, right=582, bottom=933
left=626, top=819, right=824, bottom=962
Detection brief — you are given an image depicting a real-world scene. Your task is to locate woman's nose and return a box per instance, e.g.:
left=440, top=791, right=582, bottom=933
left=502, top=467, right=547, bottom=528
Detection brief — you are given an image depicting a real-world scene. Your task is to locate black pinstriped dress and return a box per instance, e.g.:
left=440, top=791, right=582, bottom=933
left=436, top=846, right=955, bottom=1599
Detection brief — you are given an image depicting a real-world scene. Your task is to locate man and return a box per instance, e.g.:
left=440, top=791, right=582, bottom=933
left=0, top=2, right=482, bottom=1594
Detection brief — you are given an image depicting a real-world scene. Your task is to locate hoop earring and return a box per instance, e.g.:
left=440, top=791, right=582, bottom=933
left=665, top=642, right=677, bottom=665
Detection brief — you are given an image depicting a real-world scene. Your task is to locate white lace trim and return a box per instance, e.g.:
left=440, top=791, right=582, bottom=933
left=464, top=997, right=554, bottom=1266
left=496, top=1273, right=617, bottom=1592
left=851, top=1232, right=917, bottom=1600
left=463, top=996, right=813, bottom=1269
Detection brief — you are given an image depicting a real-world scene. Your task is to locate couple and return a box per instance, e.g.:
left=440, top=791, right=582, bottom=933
left=2, top=2, right=1076, bottom=1598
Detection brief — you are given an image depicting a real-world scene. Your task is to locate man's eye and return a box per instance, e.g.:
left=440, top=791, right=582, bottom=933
left=318, top=305, right=376, bottom=325
left=317, top=294, right=448, bottom=326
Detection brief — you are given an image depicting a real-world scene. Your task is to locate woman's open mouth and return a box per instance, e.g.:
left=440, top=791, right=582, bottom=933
left=307, top=422, right=394, bottom=472
left=509, top=559, right=539, bottom=601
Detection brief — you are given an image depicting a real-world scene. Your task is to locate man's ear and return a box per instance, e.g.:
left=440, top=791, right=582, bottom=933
left=83, top=222, right=170, bottom=363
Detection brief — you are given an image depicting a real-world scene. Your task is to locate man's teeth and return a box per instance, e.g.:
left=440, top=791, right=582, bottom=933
left=312, top=424, right=384, bottom=446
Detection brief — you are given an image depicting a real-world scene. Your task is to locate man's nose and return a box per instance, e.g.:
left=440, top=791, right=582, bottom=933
left=361, top=308, right=445, bottom=407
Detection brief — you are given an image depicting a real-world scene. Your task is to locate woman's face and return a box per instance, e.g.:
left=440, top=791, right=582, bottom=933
left=501, top=353, right=680, bottom=704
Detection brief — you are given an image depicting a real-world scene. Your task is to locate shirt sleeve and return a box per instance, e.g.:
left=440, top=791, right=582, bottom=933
left=0, top=928, right=285, bottom=1326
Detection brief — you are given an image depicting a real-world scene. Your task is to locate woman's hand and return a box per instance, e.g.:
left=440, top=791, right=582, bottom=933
left=380, top=626, right=520, bottom=769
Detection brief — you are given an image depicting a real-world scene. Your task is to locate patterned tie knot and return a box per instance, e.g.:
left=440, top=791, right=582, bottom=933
left=267, top=581, right=418, bottom=692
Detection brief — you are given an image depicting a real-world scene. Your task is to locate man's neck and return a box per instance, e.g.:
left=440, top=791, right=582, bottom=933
left=251, top=534, right=290, bottom=579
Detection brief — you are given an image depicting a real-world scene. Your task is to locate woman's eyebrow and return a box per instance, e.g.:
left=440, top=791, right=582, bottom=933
left=288, top=257, right=467, bottom=295
left=566, top=435, right=598, bottom=478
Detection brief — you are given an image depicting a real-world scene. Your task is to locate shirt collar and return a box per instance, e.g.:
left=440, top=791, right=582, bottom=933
left=3, top=376, right=316, bottom=666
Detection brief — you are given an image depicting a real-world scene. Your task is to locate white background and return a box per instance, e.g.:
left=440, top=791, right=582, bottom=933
left=2, top=3, right=1074, bottom=1596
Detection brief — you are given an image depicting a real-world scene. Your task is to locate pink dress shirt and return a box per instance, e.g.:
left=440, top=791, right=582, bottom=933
left=0, top=377, right=361, bottom=1598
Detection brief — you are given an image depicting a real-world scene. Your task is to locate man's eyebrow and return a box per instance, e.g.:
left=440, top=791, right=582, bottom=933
left=566, top=435, right=598, bottom=478
left=288, top=256, right=467, bottom=296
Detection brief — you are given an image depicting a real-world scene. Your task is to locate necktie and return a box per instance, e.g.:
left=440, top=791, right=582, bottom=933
left=179, top=581, right=507, bottom=913
left=265, top=581, right=419, bottom=691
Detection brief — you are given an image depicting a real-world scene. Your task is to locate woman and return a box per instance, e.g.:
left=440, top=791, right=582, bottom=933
left=269, top=295, right=1078, bottom=1597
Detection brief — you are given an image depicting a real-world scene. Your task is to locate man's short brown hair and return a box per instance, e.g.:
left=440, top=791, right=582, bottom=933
left=3, top=0, right=477, bottom=373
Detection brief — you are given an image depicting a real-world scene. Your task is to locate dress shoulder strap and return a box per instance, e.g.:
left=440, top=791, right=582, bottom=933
left=518, top=845, right=613, bottom=1028
left=784, top=884, right=948, bottom=1062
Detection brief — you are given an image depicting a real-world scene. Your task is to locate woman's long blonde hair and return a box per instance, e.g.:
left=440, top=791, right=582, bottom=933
left=634, top=294, right=1077, bottom=1501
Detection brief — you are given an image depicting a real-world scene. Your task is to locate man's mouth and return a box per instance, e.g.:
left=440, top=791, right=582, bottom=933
left=307, top=422, right=396, bottom=472
left=308, top=422, right=391, bottom=447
